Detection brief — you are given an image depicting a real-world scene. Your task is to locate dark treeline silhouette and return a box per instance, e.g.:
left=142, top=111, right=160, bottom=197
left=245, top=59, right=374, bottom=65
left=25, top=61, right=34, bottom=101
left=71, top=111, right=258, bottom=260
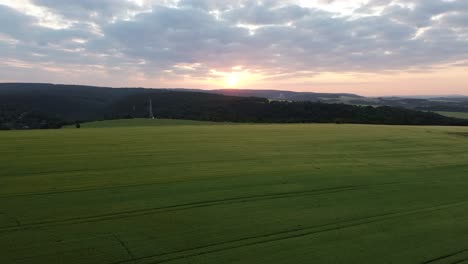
left=109, top=91, right=468, bottom=125
left=0, top=104, right=65, bottom=130
left=1, top=83, right=467, bottom=129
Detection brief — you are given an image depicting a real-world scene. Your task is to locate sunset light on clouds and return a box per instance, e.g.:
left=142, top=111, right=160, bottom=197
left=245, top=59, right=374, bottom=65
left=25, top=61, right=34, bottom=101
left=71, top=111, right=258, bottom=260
left=0, top=0, right=467, bottom=96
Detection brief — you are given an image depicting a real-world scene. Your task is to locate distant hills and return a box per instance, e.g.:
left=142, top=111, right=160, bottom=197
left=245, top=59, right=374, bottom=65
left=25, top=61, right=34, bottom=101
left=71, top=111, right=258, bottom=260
left=1, top=83, right=468, bottom=129
left=177, top=89, right=365, bottom=103
left=180, top=88, right=468, bottom=113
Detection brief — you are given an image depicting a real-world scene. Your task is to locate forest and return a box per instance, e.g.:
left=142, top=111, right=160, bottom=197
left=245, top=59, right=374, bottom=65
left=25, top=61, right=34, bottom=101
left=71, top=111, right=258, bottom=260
left=1, top=83, right=467, bottom=129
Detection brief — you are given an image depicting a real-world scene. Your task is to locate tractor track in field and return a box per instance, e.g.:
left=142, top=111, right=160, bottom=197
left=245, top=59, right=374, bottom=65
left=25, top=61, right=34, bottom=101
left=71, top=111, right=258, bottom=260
left=0, top=185, right=367, bottom=232
left=1, top=157, right=259, bottom=180
left=0, top=164, right=275, bottom=199
left=112, top=233, right=136, bottom=260
left=423, top=248, right=468, bottom=264
left=0, top=175, right=233, bottom=199
left=3, top=162, right=468, bottom=200
left=453, top=259, right=468, bottom=264
left=0, top=212, right=21, bottom=227
left=111, top=200, right=468, bottom=264
left=0, top=183, right=394, bottom=233
left=0, top=156, right=284, bottom=200
left=446, top=259, right=468, bottom=264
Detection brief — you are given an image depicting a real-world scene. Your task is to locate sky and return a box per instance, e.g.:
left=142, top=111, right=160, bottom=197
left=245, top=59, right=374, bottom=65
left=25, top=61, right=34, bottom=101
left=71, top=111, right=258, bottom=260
left=0, top=0, right=467, bottom=96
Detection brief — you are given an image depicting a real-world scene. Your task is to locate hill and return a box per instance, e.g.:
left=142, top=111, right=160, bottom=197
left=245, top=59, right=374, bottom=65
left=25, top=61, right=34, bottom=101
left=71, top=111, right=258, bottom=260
left=186, top=88, right=468, bottom=113
left=200, top=89, right=364, bottom=103
left=375, top=96, right=468, bottom=113
left=0, top=83, right=146, bottom=121
left=207, top=90, right=468, bottom=114
left=1, top=83, right=468, bottom=129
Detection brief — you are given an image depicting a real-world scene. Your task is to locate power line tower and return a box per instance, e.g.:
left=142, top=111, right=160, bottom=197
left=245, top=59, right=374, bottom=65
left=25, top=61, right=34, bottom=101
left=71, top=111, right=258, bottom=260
left=148, top=97, right=155, bottom=119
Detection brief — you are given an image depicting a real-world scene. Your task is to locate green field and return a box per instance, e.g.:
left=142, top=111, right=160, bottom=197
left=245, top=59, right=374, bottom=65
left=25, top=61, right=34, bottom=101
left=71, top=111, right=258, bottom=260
left=2, top=121, right=468, bottom=263
left=436, top=112, right=468, bottom=119
left=66, top=118, right=231, bottom=128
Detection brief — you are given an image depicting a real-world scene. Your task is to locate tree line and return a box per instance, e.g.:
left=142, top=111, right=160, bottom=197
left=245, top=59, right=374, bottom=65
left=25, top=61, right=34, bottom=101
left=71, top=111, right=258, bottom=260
left=1, top=83, right=467, bottom=129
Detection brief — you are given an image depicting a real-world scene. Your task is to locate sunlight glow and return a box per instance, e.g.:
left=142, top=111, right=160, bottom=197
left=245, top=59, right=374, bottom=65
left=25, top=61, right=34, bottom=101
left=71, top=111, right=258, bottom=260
left=225, top=73, right=240, bottom=87
left=207, top=68, right=264, bottom=88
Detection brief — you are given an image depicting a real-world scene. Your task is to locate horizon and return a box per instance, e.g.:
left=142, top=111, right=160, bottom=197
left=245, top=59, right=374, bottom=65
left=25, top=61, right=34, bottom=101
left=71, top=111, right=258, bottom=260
left=3, top=81, right=468, bottom=98
left=1, top=0, right=467, bottom=96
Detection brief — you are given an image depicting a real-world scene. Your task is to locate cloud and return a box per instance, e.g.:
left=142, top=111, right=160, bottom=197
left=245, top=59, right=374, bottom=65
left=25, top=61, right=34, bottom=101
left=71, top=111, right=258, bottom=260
left=224, top=3, right=310, bottom=24
left=30, top=0, right=139, bottom=21
left=0, top=0, right=467, bottom=89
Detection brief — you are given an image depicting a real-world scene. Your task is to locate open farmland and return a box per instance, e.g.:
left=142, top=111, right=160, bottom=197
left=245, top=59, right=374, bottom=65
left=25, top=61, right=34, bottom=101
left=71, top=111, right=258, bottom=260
left=436, top=112, right=468, bottom=119
left=65, top=118, right=232, bottom=128
left=2, top=121, right=468, bottom=263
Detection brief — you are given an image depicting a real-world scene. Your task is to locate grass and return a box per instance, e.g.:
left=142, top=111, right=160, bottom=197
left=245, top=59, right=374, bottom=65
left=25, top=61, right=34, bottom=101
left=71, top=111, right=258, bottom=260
left=2, top=122, right=468, bottom=263
left=65, top=118, right=231, bottom=128
left=436, top=111, right=468, bottom=119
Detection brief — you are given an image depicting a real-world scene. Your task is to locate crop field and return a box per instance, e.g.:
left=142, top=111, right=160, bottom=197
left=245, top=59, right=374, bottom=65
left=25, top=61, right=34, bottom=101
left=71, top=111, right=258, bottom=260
left=66, top=118, right=232, bottom=128
left=436, top=112, right=468, bottom=119
left=2, top=120, right=468, bottom=263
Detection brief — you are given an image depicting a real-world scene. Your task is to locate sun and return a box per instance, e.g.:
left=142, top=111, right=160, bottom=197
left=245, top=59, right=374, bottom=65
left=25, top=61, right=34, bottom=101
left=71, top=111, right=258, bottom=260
left=212, top=68, right=260, bottom=88
left=225, top=73, right=240, bottom=87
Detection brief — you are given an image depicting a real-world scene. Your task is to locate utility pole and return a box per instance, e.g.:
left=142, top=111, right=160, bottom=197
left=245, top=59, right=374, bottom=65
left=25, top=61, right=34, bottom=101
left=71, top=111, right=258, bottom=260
left=149, top=97, right=155, bottom=119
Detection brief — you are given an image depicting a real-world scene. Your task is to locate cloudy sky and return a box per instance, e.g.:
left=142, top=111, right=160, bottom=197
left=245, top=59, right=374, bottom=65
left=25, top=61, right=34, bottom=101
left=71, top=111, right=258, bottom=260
left=0, top=0, right=467, bottom=96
